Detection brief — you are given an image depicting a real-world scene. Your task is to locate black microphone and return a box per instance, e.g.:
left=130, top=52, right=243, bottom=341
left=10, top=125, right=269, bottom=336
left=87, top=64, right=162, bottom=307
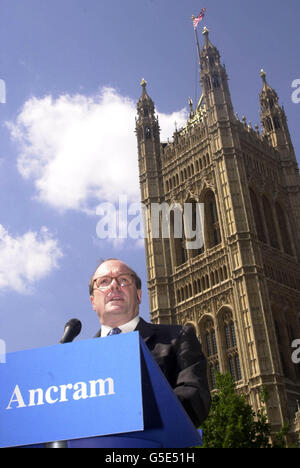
left=45, top=319, right=82, bottom=448
left=59, top=318, right=82, bottom=344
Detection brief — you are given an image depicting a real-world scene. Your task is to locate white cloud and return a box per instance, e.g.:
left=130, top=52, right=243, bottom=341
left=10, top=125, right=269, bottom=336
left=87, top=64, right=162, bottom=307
left=7, top=87, right=188, bottom=213
left=158, top=109, right=188, bottom=142
left=0, top=225, right=63, bottom=293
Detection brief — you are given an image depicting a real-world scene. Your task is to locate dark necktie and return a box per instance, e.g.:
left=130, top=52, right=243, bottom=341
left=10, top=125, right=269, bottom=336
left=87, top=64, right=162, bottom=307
left=107, top=327, right=122, bottom=336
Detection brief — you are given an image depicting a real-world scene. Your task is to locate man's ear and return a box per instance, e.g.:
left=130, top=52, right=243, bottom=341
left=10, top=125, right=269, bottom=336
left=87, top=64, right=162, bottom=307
left=137, top=289, right=142, bottom=305
left=90, top=295, right=96, bottom=310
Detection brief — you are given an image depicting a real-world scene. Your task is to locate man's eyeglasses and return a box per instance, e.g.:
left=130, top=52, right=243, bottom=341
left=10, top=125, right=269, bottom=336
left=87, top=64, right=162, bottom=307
left=93, top=274, right=134, bottom=291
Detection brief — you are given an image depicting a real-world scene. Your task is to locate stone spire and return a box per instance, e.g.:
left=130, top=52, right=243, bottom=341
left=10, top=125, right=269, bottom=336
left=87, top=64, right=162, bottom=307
left=136, top=79, right=161, bottom=171
left=259, top=69, right=280, bottom=110
left=199, top=27, right=234, bottom=122
left=259, top=69, right=292, bottom=151
left=137, top=78, right=155, bottom=119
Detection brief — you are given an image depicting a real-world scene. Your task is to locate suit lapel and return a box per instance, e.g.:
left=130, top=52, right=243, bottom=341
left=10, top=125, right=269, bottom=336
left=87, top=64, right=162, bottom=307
left=135, top=317, right=155, bottom=344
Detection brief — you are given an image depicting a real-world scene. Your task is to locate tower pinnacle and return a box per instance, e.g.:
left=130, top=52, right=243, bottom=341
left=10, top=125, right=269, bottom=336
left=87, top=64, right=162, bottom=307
left=202, top=26, right=209, bottom=37
left=260, top=69, right=266, bottom=81
left=137, top=78, right=155, bottom=119
left=201, top=26, right=215, bottom=51
left=199, top=27, right=234, bottom=121
left=140, top=78, right=147, bottom=94
left=260, top=69, right=272, bottom=93
left=259, top=69, right=298, bottom=169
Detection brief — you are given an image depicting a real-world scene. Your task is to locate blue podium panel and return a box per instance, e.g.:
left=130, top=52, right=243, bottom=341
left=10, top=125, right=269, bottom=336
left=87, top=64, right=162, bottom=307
left=68, top=337, right=202, bottom=448
left=0, top=333, right=143, bottom=448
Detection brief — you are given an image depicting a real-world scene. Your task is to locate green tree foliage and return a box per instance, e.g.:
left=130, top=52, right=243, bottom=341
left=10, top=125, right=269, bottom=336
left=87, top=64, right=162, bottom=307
left=200, top=372, right=288, bottom=448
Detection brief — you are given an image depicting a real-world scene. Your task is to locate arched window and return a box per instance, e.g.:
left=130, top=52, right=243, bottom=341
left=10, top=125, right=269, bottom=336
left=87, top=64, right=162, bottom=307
left=170, top=207, right=186, bottom=267
left=219, top=309, right=242, bottom=382
left=215, top=269, right=219, bottom=284
left=212, top=74, right=220, bottom=88
left=224, top=321, right=237, bottom=349
left=228, top=355, right=242, bottom=382
left=273, top=116, right=281, bottom=129
left=249, top=188, right=266, bottom=243
left=209, top=362, right=220, bottom=389
left=275, top=202, right=293, bottom=255
left=202, top=318, right=219, bottom=389
left=209, top=56, right=215, bottom=67
left=145, top=127, right=151, bottom=139
left=186, top=200, right=204, bottom=257
left=262, top=195, right=279, bottom=249
left=205, top=76, right=212, bottom=91
left=265, top=117, right=273, bottom=132
left=204, top=191, right=221, bottom=248
left=219, top=267, right=224, bottom=282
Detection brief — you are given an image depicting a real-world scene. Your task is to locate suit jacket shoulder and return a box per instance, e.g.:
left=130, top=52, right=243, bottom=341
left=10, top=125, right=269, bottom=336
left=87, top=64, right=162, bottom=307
left=136, top=317, right=211, bottom=427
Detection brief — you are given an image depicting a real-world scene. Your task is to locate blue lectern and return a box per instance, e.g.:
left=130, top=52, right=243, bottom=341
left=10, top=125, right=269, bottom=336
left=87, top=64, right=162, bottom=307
left=0, top=332, right=201, bottom=448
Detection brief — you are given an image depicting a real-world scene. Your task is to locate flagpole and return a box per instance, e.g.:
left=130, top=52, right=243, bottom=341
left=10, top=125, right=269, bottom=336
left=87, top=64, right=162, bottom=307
left=192, top=16, right=202, bottom=106
left=192, top=10, right=206, bottom=107
left=193, top=21, right=202, bottom=69
left=192, top=8, right=205, bottom=68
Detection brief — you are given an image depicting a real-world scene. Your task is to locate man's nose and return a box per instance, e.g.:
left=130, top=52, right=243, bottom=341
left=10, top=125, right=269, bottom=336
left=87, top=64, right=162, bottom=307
left=109, top=278, right=121, bottom=290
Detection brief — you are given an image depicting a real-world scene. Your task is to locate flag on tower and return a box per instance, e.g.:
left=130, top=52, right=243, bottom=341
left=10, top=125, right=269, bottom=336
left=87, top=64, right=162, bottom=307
left=192, top=8, right=206, bottom=30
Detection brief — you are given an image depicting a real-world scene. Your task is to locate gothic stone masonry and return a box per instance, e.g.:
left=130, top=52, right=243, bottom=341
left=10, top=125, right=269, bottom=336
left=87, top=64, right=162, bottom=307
left=136, top=28, right=300, bottom=441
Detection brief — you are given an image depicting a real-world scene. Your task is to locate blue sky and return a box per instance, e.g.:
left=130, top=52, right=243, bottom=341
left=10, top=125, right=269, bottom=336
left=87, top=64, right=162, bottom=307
left=0, top=0, right=299, bottom=352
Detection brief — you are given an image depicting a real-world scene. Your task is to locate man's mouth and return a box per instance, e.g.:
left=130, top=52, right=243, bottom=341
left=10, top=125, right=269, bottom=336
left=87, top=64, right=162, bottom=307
left=108, top=296, right=124, bottom=303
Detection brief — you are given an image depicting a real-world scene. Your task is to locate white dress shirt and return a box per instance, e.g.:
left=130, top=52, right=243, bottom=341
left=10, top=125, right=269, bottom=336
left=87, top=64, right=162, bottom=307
left=101, top=315, right=140, bottom=337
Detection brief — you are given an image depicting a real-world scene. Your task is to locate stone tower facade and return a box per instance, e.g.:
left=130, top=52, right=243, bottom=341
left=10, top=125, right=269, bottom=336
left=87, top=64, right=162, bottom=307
left=136, top=28, right=300, bottom=437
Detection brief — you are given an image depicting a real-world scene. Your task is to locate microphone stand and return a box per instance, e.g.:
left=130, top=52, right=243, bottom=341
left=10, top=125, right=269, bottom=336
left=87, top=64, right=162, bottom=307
left=45, top=319, right=82, bottom=449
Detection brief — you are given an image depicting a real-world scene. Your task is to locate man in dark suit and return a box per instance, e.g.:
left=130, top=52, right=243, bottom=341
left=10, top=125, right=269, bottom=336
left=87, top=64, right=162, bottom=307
left=90, top=258, right=211, bottom=427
